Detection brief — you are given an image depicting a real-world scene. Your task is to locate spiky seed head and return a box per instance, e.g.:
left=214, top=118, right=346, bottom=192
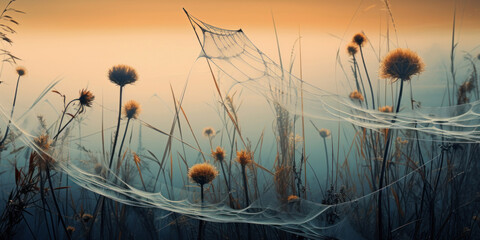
left=380, top=48, right=425, bottom=81
left=236, top=150, right=252, bottom=166
left=347, top=43, right=358, bottom=56
left=123, top=100, right=141, bottom=119
left=188, top=162, right=218, bottom=186
left=79, top=89, right=95, bottom=107
left=352, top=33, right=367, bottom=47
left=379, top=105, right=393, bottom=113
left=16, top=66, right=26, bottom=76
left=349, top=90, right=364, bottom=101
left=212, top=146, right=225, bottom=162
left=202, top=127, right=216, bottom=138
left=287, top=195, right=300, bottom=203
left=33, top=134, right=54, bottom=170
left=108, top=64, right=138, bottom=87
left=319, top=128, right=331, bottom=138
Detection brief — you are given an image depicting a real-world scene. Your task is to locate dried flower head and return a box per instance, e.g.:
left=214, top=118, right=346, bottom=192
left=133, top=152, right=141, bottom=164
left=319, top=128, right=331, bottom=138
left=202, top=127, right=216, bottom=138
left=108, top=64, right=138, bottom=87
left=236, top=150, right=252, bottom=166
left=212, top=146, right=226, bottom=162
left=66, top=226, right=75, bottom=235
left=380, top=48, right=425, bottom=81
left=379, top=106, right=393, bottom=113
left=352, top=33, right=367, bottom=47
left=16, top=66, right=26, bottom=76
left=34, top=134, right=51, bottom=151
left=349, top=90, right=364, bottom=101
left=79, top=89, right=95, bottom=108
left=188, top=162, right=218, bottom=186
left=123, top=100, right=141, bottom=119
left=287, top=195, right=300, bottom=203
left=82, top=213, right=93, bottom=223
left=347, top=43, right=358, bottom=56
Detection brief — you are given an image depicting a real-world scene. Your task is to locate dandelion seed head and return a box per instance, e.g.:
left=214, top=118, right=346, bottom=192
left=212, top=146, right=226, bottom=162
left=236, top=150, right=252, bottom=166
left=188, top=162, right=218, bottom=186
left=108, top=64, right=138, bottom=87
left=380, top=48, right=425, bottom=81
left=319, top=128, right=331, bottom=138
left=352, top=33, right=367, bottom=47
left=123, top=100, right=141, bottom=119
left=16, top=66, right=26, bottom=76
left=79, top=89, right=95, bottom=108
left=349, top=90, right=364, bottom=101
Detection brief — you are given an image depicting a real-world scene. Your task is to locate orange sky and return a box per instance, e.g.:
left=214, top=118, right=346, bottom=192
left=11, top=0, right=480, bottom=32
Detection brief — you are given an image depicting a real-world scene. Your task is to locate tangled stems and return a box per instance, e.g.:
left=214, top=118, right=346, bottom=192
left=0, top=74, right=22, bottom=146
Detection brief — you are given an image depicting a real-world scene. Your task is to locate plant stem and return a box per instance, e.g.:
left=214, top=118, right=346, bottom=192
left=108, top=86, right=124, bottom=170
left=117, top=118, right=131, bottom=166
left=359, top=46, right=375, bottom=110
left=323, top=138, right=329, bottom=190
left=377, top=78, right=404, bottom=240
left=0, top=75, right=21, bottom=146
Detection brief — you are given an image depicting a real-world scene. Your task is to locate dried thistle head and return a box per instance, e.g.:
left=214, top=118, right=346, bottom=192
left=108, top=64, right=138, bottom=87
left=380, top=48, right=425, bottom=81
left=236, top=150, right=252, bottom=166
left=188, top=162, right=218, bottom=186
left=352, top=33, right=367, bottom=47
left=319, top=128, right=331, bottom=138
left=349, top=90, right=364, bottom=101
left=202, top=127, right=216, bottom=138
left=123, top=100, right=141, bottom=119
left=346, top=43, right=358, bottom=56
left=79, top=89, right=95, bottom=108
left=379, top=105, right=393, bottom=113
left=16, top=66, right=26, bottom=76
left=212, top=146, right=226, bottom=162
left=287, top=195, right=300, bottom=203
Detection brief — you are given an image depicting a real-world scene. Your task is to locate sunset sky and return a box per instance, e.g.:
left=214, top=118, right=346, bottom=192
left=1, top=0, right=479, bottom=134
left=13, top=0, right=480, bottom=31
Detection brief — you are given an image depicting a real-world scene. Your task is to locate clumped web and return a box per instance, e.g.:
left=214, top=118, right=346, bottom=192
left=0, top=12, right=478, bottom=239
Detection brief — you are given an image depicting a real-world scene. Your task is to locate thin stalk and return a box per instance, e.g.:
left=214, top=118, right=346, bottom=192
left=241, top=165, right=252, bottom=240
left=0, top=75, right=21, bottom=146
left=359, top=46, right=375, bottom=109
left=198, top=184, right=205, bottom=240
left=46, top=166, right=71, bottom=240
left=322, top=137, right=329, bottom=190
left=108, top=86, right=124, bottom=169
left=377, top=78, right=404, bottom=240
left=53, top=107, right=81, bottom=141
left=117, top=118, right=131, bottom=163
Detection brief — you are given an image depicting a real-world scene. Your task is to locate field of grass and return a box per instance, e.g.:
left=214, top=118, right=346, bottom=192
left=1, top=1, right=480, bottom=240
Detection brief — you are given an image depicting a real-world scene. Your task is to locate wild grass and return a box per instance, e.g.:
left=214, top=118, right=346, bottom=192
left=0, top=3, right=479, bottom=240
